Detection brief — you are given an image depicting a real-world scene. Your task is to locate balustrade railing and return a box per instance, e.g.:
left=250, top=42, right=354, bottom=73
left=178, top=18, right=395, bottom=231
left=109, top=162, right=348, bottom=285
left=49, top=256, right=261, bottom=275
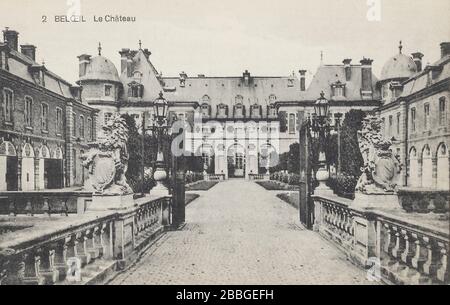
left=206, top=174, right=225, bottom=181
left=0, top=215, right=114, bottom=285
left=312, top=194, right=449, bottom=285
left=248, top=174, right=268, bottom=180
left=0, top=191, right=93, bottom=216
left=378, top=216, right=449, bottom=284
left=0, top=195, right=171, bottom=285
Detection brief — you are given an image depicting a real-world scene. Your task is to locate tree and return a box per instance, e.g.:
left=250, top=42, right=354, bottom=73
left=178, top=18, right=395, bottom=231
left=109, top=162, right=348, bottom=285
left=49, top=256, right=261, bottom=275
left=287, top=142, right=300, bottom=174
left=339, top=109, right=366, bottom=177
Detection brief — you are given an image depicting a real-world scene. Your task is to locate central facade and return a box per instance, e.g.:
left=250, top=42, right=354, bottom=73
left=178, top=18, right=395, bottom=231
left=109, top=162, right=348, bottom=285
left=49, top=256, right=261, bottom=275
left=78, top=45, right=380, bottom=179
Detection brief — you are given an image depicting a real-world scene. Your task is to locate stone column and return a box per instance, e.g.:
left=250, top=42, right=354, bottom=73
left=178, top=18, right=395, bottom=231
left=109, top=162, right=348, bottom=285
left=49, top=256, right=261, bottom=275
left=65, top=102, right=74, bottom=187
left=17, top=157, right=22, bottom=191
left=399, top=101, right=408, bottom=187
left=34, top=157, right=40, bottom=190
left=432, top=157, right=438, bottom=189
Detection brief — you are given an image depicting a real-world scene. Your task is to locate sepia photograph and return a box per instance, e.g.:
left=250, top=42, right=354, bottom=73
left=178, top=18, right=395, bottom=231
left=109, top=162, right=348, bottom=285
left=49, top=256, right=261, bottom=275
left=0, top=0, right=449, bottom=296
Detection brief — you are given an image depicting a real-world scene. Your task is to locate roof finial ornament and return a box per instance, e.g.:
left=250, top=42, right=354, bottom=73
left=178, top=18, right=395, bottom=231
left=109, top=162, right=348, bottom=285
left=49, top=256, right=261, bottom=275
left=320, top=50, right=324, bottom=65
left=139, top=40, right=142, bottom=50
left=98, top=42, right=102, bottom=56
left=42, top=59, right=45, bottom=66
left=399, top=40, right=403, bottom=54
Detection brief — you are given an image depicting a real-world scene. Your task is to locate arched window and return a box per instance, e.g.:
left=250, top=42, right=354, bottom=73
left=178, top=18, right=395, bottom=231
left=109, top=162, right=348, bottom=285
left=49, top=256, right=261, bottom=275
left=79, top=115, right=85, bottom=138
left=24, top=96, right=33, bottom=126
left=421, top=145, right=432, bottom=188
left=201, top=103, right=211, bottom=117
left=409, top=147, right=419, bottom=187
left=251, top=104, right=262, bottom=118
left=437, top=143, right=449, bottom=190
left=269, top=94, right=276, bottom=103
left=217, top=103, right=228, bottom=118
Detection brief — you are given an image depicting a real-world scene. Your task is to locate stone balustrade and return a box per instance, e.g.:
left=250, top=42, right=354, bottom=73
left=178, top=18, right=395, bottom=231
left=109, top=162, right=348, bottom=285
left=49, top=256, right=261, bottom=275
left=0, top=195, right=171, bottom=285
left=0, top=191, right=93, bottom=216
left=313, top=194, right=449, bottom=284
left=248, top=174, right=268, bottom=180
left=206, top=174, right=225, bottom=181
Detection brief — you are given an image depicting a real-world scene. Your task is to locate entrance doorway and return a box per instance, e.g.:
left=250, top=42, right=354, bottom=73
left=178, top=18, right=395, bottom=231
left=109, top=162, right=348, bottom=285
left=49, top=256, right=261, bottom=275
left=227, top=144, right=245, bottom=178
left=6, top=156, right=18, bottom=191
left=45, top=159, right=64, bottom=189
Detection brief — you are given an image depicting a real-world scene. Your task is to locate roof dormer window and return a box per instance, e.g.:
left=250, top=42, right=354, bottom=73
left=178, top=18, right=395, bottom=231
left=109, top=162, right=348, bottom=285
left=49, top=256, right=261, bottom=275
left=105, top=84, right=112, bottom=97
left=331, top=81, right=345, bottom=98
left=128, top=81, right=144, bottom=98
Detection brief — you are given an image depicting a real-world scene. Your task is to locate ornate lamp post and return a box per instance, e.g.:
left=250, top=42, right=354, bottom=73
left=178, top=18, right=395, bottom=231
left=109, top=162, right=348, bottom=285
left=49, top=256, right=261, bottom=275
left=311, top=91, right=333, bottom=195
left=152, top=91, right=170, bottom=195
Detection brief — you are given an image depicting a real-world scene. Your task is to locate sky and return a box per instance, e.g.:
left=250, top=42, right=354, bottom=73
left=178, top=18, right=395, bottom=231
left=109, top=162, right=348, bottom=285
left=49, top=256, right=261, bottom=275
left=1, top=0, right=449, bottom=84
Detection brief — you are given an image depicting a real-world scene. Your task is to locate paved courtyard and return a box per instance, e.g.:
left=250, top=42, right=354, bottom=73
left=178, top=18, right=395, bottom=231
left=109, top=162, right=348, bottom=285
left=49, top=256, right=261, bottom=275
left=110, top=180, right=376, bottom=285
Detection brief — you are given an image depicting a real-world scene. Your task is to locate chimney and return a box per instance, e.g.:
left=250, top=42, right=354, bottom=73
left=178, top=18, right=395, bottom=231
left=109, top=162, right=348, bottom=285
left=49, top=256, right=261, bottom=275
left=298, top=70, right=306, bottom=91
left=343, top=59, right=352, bottom=81
left=3, top=28, right=19, bottom=51
left=77, top=54, right=91, bottom=77
left=360, top=58, right=373, bottom=98
left=440, top=42, right=450, bottom=58
left=411, top=52, right=424, bottom=72
left=143, top=48, right=151, bottom=60
left=119, top=48, right=130, bottom=74
left=243, top=70, right=251, bottom=86
left=126, top=56, right=133, bottom=77
left=20, top=44, right=36, bottom=61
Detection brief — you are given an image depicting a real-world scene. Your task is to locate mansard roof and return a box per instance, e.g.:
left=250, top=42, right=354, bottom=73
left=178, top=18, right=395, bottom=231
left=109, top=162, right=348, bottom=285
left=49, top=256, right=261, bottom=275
left=0, top=45, right=76, bottom=99
left=400, top=54, right=450, bottom=98
left=303, top=64, right=381, bottom=101
left=161, top=73, right=303, bottom=108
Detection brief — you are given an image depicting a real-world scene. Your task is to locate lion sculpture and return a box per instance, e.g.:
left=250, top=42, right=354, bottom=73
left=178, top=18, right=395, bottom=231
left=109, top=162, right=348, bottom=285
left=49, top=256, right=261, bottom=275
left=356, top=115, right=402, bottom=194
left=81, top=114, right=133, bottom=195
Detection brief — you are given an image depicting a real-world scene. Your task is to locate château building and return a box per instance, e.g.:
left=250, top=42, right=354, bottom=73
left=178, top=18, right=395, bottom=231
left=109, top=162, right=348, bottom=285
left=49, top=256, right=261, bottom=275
left=0, top=28, right=98, bottom=191
left=377, top=42, right=450, bottom=190
left=78, top=44, right=380, bottom=179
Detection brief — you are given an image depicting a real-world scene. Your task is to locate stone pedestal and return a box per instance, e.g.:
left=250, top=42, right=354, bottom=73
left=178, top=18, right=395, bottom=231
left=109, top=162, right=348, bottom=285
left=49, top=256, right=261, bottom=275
left=352, top=192, right=400, bottom=210
left=89, top=194, right=136, bottom=211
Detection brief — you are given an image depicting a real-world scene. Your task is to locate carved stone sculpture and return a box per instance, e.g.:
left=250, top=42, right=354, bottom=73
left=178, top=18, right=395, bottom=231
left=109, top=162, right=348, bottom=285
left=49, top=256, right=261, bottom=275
left=81, top=114, right=133, bottom=196
left=356, top=115, right=402, bottom=194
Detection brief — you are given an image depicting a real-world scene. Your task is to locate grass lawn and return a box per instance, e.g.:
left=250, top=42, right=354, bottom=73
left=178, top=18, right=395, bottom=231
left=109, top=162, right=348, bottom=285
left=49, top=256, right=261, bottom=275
left=276, top=192, right=300, bottom=209
left=185, top=193, right=200, bottom=206
left=185, top=181, right=219, bottom=191
left=255, top=180, right=299, bottom=191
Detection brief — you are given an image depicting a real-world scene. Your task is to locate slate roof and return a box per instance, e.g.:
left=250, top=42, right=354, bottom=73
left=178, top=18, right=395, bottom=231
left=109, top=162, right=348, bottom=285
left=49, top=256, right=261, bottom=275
left=302, top=64, right=381, bottom=101
left=1, top=46, right=76, bottom=99
left=162, top=74, right=303, bottom=108
left=400, top=54, right=450, bottom=98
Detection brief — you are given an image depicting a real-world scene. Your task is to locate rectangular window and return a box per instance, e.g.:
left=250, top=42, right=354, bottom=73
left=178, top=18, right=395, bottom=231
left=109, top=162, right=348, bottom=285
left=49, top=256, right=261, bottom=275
left=388, top=115, right=393, bottom=137
left=334, top=87, right=344, bottom=97
left=105, top=85, right=112, bottom=97
left=396, top=113, right=401, bottom=135
left=72, top=112, right=76, bottom=136
left=25, top=96, right=33, bottom=126
left=411, top=108, right=416, bottom=132
left=79, top=115, right=85, bottom=138
left=439, top=98, right=447, bottom=126
left=424, top=104, right=430, bottom=130
left=87, top=118, right=93, bottom=141
left=2, top=89, right=13, bottom=122
left=56, top=108, right=62, bottom=134
left=104, top=112, right=112, bottom=125
left=288, top=113, right=296, bottom=134
left=41, top=103, right=49, bottom=131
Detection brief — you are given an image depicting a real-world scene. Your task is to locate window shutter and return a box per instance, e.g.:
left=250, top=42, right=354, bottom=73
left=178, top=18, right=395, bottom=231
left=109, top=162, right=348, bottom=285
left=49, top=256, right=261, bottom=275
left=139, top=85, right=144, bottom=97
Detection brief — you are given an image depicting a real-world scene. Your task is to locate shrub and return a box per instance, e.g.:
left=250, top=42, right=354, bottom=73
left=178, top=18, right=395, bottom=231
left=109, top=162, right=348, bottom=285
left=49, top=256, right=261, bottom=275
left=327, top=174, right=357, bottom=199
